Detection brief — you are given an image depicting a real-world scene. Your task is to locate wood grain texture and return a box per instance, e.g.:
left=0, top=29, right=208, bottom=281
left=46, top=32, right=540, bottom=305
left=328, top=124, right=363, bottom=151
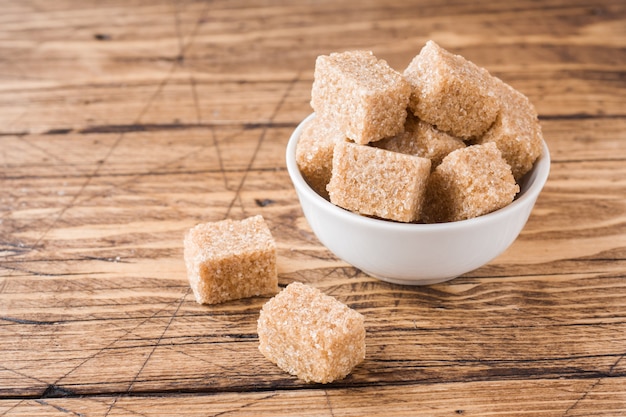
left=1, top=0, right=625, bottom=415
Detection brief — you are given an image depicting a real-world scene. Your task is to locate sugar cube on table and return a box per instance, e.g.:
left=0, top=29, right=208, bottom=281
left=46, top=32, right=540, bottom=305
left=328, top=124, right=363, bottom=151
left=404, top=40, right=500, bottom=139
left=327, top=140, right=431, bottom=223
left=311, top=50, right=411, bottom=145
left=183, top=215, right=278, bottom=305
left=421, top=142, right=520, bottom=223
left=257, top=282, right=366, bottom=384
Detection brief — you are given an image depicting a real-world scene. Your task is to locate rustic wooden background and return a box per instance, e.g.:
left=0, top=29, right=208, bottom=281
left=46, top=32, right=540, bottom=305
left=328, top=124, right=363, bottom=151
left=1, top=0, right=625, bottom=415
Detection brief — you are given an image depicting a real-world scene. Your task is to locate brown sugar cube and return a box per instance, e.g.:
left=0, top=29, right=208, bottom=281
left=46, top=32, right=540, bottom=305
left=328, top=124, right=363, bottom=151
left=257, top=282, right=366, bottom=384
left=183, top=215, right=278, bottom=305
left=404, top=40, right=500, bottom=139
left=474, top=77, right=544, bottom=181
left=295, top=116, right=346, bottom=199
left=421, top=143, right=520, bottom=223
left=327, top=141, right=431, bottom=223
left=374, top=113, right=466, bottom=169
left=311, top=50, right=411, bottom=145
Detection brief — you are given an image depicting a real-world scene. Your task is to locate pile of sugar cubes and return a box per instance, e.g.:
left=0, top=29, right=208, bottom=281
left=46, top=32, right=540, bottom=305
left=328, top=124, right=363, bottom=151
left=296, top=40, right=544, bottom=223
left=180, top=41, right=545, bottom=386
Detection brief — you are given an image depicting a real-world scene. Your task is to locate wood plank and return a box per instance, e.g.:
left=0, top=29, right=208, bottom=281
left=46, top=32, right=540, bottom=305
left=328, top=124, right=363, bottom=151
left=2, top=152, right=624, bottom=274
left=1, top=378, right=625, bottom=416
left=2, top=270, right=624, bottom=395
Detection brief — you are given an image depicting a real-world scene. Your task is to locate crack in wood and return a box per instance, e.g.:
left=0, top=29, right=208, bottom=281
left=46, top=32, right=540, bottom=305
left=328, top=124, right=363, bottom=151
left=77, top=121, right=299, bottom=134
left=0, top=316, right=58, bottom=325
left=40, top=384, right=76, bottom=399
left=539, top=113, right=626, bottom=120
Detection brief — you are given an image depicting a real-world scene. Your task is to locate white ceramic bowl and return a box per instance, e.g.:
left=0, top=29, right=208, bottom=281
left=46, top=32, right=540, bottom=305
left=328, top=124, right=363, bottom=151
left=286, top=113, right=550, bottom=285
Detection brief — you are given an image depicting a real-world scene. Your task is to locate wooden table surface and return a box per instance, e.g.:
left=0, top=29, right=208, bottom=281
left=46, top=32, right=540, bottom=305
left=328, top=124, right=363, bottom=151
left=1, top=1, right=625, bottom=415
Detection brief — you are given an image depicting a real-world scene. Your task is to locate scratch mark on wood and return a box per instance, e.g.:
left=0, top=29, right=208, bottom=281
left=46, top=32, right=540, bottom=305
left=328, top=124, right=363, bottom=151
left=22, top=1, right=200, bottom=253
left=35, top=399, right=86, bottom=416
left=208, top=115, right=229, bottom=192
left=189, top=78, right=202, bottom=124
left=0, top=264, right=97, bottom=278
left=210, top=393, right=279, bottom=417
left=126, top=289, right=189, bottom=392
left=561, top=352, right=624, bottom=416
left=15, top=134, right=76, bottom=170
left=102, top=289, right=190, bottom=417
left=0, top=401, right=23, bottom=416
left=173, top=2, right=185, bottom=63
left=182, top=7, right=232, bottom=200
left=562, top=379, right=600, bottom=416
left=25, top=126, right=125, bottom=253
left=324, top=389, right=336, bottom=417
left=0, top=363, right=51, bottom=391
left=224, top=72, right=300, bottom=219
left=50, top=297, right=188, bottom=393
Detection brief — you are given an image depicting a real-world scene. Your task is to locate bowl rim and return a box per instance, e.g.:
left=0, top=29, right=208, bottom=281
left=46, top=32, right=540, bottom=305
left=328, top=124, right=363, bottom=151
left=286, top=113, right=551, bottom=232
